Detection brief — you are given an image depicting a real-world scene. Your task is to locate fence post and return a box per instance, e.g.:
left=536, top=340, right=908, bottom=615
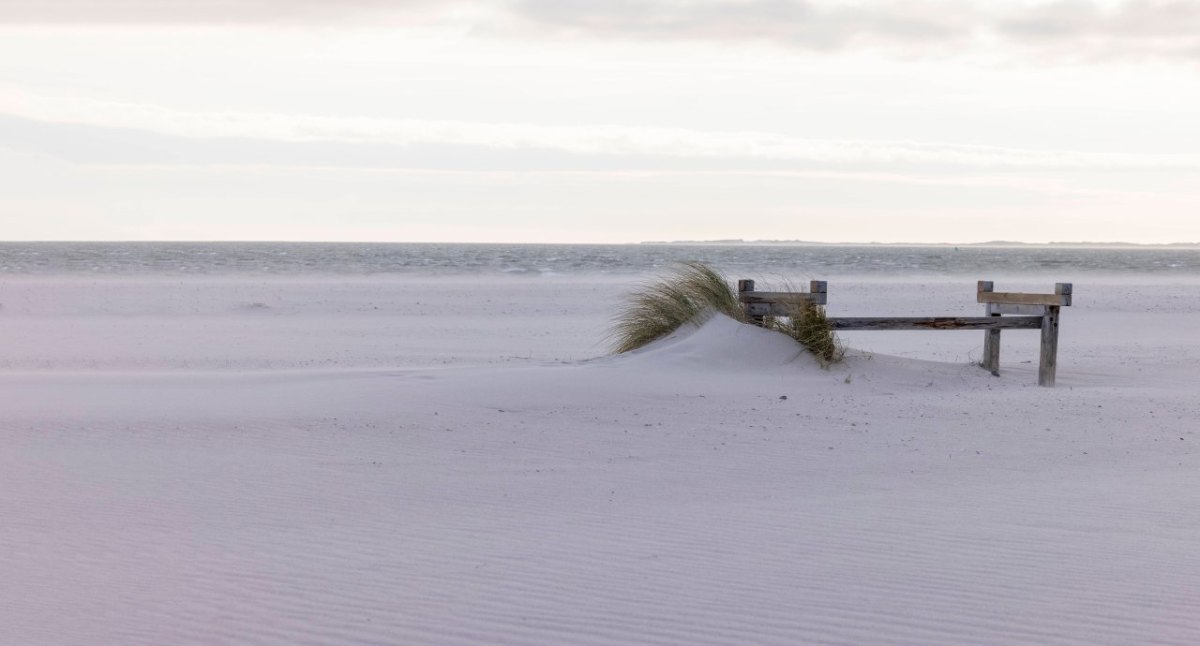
left=978, top=280, right=1000, bottom=376
left=737, top=279, right=759, bottom=324
left=1037, top=283, right=1071, bottom=387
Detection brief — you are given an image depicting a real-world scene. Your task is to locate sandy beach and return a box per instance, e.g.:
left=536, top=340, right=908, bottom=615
left=8, top=0, right=1200, bottom=640
left=3, top=273, right=1199, bottom=644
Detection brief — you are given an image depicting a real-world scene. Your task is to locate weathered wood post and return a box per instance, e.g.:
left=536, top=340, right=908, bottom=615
left=978, top=280, right=1001, bottom=376
left=737, top=279, right=759, bottom=324
left=1038, top=283, right=1071, bottom=387
left=810, top=280, right=827, bottom=304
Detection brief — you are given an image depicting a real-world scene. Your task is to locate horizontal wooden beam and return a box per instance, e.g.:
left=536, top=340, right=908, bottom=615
left=745, top=303, right=822, bottom=317
left=977, top=292, right=1071, bottom=307
left=830, top=316, right=1043, bottom=331
left=986, top=303, right=1046, bottom=316
left=739, top=291, right=828, bottom=306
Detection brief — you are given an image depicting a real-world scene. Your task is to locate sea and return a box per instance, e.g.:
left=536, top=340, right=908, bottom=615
left=1, top=242, right=1197, bottom=277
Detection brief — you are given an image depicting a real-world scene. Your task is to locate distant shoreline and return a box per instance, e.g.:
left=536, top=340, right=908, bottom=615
left=3, top=240, right=1199, bottom=249
left=639, top=240, right=1200, bottom=249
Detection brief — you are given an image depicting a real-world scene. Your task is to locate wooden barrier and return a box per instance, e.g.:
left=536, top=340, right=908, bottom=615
left=736, top=279, right=827, bottom=318
left=737, top=279, right=1073, bottom=387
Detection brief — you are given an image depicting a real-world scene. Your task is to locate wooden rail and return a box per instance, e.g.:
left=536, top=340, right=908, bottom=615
left=830, top=316, right=1043, bottom=331
left=737, top=279, right=1073, bottom=387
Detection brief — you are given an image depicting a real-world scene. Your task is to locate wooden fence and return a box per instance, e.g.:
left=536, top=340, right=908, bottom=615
left=737, top=279, right=1073, bottom=387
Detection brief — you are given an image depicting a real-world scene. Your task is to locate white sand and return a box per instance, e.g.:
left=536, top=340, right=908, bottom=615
left=3, top=275, right=1199, bottom=644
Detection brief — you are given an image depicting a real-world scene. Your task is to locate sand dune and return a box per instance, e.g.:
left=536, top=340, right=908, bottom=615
left=3, top=276, right=1199, bottom=644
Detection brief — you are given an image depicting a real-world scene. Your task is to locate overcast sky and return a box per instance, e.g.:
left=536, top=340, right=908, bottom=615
left=2, top=0, right=1198, bottom=243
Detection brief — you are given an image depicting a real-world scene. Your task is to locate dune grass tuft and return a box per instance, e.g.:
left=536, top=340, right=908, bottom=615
left=769, top=300, right=845, bottom=368
left=609, top=261, right=746, bottom=353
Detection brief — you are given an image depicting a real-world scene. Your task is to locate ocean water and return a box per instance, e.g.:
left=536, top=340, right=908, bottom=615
left=1, top=242, right=1197, bottom=277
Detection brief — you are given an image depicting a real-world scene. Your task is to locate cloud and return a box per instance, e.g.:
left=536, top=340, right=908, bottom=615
left=503, top=0, right=1200, bottom=60
left=0, top=0, right=443, bottom=24
left=3, top=91, right=1199, bottom=171
left=3, top=1, right=1196, bottom=62
left=994, top=0, right=1200, bottom=59
left=504, top=0, right=978, bottom=52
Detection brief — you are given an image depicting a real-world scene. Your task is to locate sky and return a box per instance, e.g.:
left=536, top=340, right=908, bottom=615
left=1, top=0, right=1198, bottom=243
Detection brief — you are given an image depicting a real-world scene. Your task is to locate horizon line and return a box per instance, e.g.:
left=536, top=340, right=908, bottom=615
left=2, top=239, right=1200, bottom=248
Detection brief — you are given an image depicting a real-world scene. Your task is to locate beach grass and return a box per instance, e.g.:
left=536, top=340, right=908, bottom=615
left=768, top=300, right=845, bottom=368
left=610, top=261, right=746, bottom=353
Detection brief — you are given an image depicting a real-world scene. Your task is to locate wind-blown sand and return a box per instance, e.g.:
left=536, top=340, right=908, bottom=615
left=2, top=275, right=1199, bottom=644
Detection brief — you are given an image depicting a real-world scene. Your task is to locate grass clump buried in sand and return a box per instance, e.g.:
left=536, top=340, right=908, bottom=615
left=768, top=301, right=845, bottom=369
left=609, top=261, right=746, bottom=354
